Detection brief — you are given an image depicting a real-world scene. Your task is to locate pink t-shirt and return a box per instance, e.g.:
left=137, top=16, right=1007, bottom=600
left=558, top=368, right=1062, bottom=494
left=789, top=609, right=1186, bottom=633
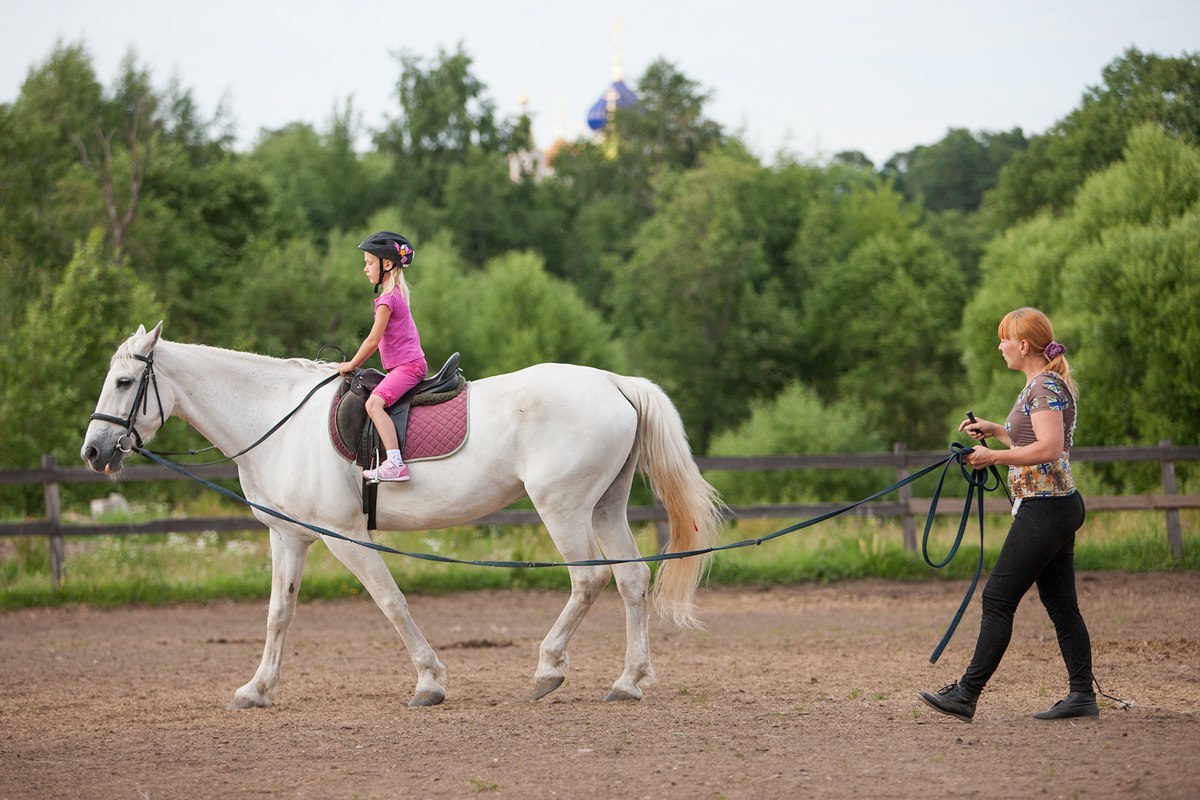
left=373, top=289, right=424, bottom=370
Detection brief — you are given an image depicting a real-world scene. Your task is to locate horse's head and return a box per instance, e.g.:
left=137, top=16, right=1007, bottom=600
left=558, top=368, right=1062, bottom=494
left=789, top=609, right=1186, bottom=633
left=81, top=322, right=172, bottom=474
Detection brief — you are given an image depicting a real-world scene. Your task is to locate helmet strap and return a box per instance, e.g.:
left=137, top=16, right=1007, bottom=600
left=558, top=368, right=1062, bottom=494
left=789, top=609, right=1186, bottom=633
left=374, top=260, right=395, bottom=295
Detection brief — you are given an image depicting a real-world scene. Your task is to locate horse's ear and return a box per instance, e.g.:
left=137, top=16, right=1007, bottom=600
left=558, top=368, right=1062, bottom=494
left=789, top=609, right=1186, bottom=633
left=131, top=321, right=163, bottom=352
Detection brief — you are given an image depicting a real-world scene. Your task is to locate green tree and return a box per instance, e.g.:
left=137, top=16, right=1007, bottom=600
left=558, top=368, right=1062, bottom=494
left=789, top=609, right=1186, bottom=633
left=0, top=42, right=107, bottom=328
left=610, top=155, right=800, bottom=449
left=958, top=213, right=1076, bottom=412
left=249, top=101, right=385, bottom=239
left=0, top=231, right=163, bottom=496
left=832, top=150, right=874, bottom=170
left=412, top=244, right=623, bottom=378
left=787, top=174, right=930, bottom=400
left=919, top=208, right=993, bottom=288
left=618, top=58, right=726, bottom=173
left=533, top=60, right=731, bottom=308
left=376, top=45, right=520, bottom=211
left=124, top=145, right=272, bottom=341
left=985, top=48, right=1200, bottom=226
left=883, top=127, right=1027, bottom=213
left=442, top=148, right=525, bottom=266
left=961, top=124, right=1200, bottom=469
left=801, top=229, right=966, bottom=447
left=219, top=228, right=367, bottom=358
left=785, top=166, right=915, bottom=297
left=1061, top=126, right=1200, bottom=448
left=0, top=42, right=254, bottom=348
left=737, top=157, right=827, bottom=286
left=708, top=382, right=889, bottom=504
left=534, top=143, right=645, bottom=308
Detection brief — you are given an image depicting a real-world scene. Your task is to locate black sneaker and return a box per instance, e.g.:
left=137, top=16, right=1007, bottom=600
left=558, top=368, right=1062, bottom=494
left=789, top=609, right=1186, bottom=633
left=918, top=681, right=978, bottom=722
left=1033, top=691, right=1099, bottom=720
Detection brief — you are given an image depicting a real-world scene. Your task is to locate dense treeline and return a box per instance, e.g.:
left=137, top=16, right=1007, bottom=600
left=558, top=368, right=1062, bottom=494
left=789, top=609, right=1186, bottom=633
left=1, top=43, right=1198, bottom=514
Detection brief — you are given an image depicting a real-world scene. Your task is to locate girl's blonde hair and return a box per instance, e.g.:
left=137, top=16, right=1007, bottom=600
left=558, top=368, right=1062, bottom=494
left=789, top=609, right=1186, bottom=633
left=998, top=307, right=1076, bottom=393
left=380, top=260, right=411, bottom=304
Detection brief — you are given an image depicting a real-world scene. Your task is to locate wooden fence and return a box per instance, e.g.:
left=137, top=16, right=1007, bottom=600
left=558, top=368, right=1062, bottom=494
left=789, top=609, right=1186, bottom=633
left=2, top=442, right=1196, bottom=587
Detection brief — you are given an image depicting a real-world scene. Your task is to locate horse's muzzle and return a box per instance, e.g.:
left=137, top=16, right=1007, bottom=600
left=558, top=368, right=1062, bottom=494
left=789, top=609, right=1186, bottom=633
left=81, top=436, right=127, bottom=475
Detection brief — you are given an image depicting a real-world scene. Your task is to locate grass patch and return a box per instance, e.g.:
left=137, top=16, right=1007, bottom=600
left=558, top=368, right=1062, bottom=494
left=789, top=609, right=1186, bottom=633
left=1, top=508, right=1196, bottom=610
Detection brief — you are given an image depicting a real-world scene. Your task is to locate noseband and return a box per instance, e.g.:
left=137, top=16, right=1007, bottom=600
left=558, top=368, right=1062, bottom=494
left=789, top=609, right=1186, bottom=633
left=89, top=351, right=165, bottom=452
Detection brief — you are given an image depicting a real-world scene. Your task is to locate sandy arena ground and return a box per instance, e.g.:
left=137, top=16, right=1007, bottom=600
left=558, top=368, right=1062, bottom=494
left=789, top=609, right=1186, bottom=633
left=2, top=571, right=1198, bottom=799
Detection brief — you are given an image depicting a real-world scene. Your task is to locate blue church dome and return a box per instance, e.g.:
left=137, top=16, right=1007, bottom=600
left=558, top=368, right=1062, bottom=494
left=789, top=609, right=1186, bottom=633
left=586, top=79, right=638, bottom=131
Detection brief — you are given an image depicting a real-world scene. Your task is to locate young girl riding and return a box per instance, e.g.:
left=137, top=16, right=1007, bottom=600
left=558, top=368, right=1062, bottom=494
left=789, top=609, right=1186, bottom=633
left=337, top=231, right=427, bottom=482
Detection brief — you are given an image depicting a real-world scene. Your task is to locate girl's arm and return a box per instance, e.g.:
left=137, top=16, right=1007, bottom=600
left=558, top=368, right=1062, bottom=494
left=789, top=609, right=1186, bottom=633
left=964, top=411, right=1064, bottom=469
left=338, top=305, right=393, bottom=375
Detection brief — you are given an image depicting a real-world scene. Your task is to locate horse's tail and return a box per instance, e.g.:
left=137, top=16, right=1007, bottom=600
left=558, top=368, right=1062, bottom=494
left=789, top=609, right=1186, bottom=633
left=610, top=374, right=725, bottom=629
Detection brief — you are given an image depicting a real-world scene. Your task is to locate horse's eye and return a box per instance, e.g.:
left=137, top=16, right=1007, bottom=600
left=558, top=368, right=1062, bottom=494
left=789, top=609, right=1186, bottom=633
left=116, top=377, right=134, bottom=389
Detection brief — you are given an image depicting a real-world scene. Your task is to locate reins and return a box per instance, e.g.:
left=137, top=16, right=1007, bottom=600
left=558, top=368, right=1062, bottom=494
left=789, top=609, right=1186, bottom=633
left=186, top=373, right=341, bottom=463
left=130, top=440, right=1006, bottom=661
left=95, top=348, right=1008, bottom=661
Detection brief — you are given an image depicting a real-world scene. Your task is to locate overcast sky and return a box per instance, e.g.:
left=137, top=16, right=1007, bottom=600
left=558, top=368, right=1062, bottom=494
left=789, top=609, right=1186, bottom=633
left=2, top=1, right=1197, bottom=166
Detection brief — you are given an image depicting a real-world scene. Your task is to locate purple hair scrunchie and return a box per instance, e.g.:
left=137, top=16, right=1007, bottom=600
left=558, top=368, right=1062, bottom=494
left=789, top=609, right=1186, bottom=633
left=1044, top=341, right=1066, bottom=360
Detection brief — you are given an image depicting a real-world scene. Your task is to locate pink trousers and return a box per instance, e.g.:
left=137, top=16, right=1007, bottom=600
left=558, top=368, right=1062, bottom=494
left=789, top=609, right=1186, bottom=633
left=372, top=358, right=428, bottom=407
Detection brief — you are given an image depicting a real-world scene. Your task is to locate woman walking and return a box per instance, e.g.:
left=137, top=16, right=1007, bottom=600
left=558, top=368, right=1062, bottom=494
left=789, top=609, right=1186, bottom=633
left=919, top=307, right=1097, bottom=722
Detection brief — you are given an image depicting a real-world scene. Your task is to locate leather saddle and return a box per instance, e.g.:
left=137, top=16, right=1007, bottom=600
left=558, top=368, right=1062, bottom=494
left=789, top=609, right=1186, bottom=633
left=330, top=353, right=464, bottom=470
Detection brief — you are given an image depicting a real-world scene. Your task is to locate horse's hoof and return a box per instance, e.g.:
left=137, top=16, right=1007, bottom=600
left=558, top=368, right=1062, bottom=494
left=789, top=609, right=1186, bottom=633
left=409, top=689, right=446, bottom=707
left=226, top=691, right=271, bottom=710
left=603, top=688, right=642, bottom=702
left=532, top=675, right=565, bottom=701
left=225, top=698, right=270, bottom=710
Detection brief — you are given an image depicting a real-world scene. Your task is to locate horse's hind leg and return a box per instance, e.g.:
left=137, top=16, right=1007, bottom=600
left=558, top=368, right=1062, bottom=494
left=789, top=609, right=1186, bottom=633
left=528, top=506, right=611, bottom=701
left=592, top=451, right=654, bottom=702
left=229, top=528, right=311, bottom=709
left=322, top=536, right=448, bottom=707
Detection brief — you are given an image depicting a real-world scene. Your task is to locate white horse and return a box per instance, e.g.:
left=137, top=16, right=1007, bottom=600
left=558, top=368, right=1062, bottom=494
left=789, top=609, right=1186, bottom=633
left=81, top=323, right=724, bottom=708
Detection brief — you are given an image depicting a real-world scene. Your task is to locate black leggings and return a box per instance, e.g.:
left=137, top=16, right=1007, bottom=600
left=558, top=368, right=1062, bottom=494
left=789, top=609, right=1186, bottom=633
left=960, top=492, right=1093, bottom=695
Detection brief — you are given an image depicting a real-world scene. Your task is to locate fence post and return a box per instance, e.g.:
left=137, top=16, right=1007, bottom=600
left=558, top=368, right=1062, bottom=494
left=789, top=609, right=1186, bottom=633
left=1160, top=440, right=1183, bottom=560
left=895, top=442, right=916, bottom=553
left=42, top=453, right=65, bottom=588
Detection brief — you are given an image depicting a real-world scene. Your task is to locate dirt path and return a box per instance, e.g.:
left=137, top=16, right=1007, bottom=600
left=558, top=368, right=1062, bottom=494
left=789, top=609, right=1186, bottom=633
left=2, top=571, right=1198, bottom=799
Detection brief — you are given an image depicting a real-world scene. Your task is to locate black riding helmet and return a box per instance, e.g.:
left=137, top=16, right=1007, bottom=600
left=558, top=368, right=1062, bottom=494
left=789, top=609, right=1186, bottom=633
left=358, top=231, right=415, bottom=293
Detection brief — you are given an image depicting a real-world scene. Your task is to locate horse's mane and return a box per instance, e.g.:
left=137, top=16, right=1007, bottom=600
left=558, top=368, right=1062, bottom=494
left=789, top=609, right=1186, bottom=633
left=115, top=335, right=336, bottom=377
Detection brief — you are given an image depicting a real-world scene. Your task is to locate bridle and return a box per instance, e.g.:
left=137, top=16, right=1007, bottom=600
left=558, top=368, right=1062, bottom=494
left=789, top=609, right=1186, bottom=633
left=89, top=351, right=164, bottom=453
left=88, top=347, right=341, bottom=461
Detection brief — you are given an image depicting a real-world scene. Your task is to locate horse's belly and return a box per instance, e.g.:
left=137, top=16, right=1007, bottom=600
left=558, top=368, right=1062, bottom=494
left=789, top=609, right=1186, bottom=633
left=372, top=479, right=527, bottom=531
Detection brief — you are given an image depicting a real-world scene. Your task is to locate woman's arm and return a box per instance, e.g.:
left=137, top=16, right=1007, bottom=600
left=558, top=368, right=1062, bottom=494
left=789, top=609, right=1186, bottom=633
left=964, top=411, right=1064, bottom=469
left=338, top=305, right=393, bottom=375
left=958, top=416, right=1014, bottom=448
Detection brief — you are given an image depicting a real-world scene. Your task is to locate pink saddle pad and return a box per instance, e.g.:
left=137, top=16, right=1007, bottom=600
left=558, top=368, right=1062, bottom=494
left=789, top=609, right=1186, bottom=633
left=404, top=387, right=469, bottom=462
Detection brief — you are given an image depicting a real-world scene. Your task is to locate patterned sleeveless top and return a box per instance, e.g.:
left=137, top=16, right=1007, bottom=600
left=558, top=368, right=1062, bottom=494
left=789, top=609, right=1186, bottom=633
left=1003, top=371, right=1077, bottom=498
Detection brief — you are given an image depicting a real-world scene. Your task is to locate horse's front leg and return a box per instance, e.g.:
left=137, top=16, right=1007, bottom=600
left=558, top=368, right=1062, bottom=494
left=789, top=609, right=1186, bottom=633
left=323, top=537, right=448, bottom=707
left=228, top=528, right=311, bottom=709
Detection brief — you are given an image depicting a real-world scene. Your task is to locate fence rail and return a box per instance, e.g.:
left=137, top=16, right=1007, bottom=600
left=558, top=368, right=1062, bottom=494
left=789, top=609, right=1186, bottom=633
left=3, top=442, right=1195, bottom=587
